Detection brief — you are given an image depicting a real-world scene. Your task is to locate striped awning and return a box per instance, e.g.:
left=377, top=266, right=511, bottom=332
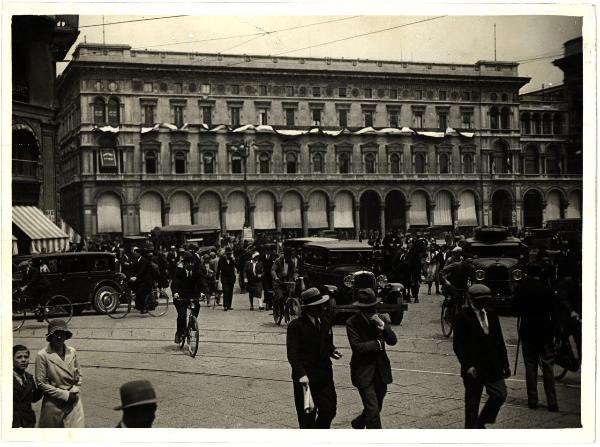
left=13, top=206, right=69, bottom=253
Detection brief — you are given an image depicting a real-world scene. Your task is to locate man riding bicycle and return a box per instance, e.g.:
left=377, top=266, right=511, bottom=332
left=171, top=252, right=202, bottom=344
left=271, top=248, right=299, bottom=310
left=440, top=247, right=475, bottom=308
left=17, top=259, right=50, bottom=322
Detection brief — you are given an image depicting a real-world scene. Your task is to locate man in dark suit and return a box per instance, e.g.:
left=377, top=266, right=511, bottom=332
left=18, top=259, right=50, bottom=321
left=12, top=345, right=42, bottom=427
left=114, top=380, right=158, bottom=428
left=129, top=246, right=154, bottom=312
left=346, top=288, right=398, bottom=429
left=453, top=284, right=511, bottom=429
left=216, top=246, right=237, bottom=311
left=287, top=288, right=343, bottom=429
left=244, top=251, right=264, bottom=311
left=171, top=252, right=202, bottom=344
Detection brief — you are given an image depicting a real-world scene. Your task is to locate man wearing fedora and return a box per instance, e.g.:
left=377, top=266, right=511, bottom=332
left=346, top=288, right=398, bottom=429
left=287, top=288, right=342, bottom=429
left=453, top=284, right=511, bottom=429
left=216, top=246, right=237, bottom=311
left=171, top=252, right=203, bottom=344
left=129, top=246, right=154, bottom=312
left=115, top=380, right=158, bottom=428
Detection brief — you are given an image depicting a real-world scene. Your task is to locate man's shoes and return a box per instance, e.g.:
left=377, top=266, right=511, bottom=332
left=250, top=307, right=254, bottom=311
left=174, top=334, right=181, bottom=344
left=414, top=298, right=419, bottom=303
left=224, top=307, right=228, bottom=311
left=35, top=311, right=45, bottom=322
left=228, top=307, right=234, bottom=310
left=259, top=306, right=264, bottom=311
left=351, top=416, right=365, bottom=429
left=548, top=404, right=559, bottom=412
left=140, top=309, right=148, bottom=314
left=528, top=401, right=538, bottom=410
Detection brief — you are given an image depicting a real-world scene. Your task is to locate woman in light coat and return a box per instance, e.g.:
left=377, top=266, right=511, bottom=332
left=35, top=320, right=85, bottom=427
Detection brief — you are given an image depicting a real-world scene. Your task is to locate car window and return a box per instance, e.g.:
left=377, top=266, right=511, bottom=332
left=91, top=257, right=111, bottom=272
left=45, top=259, right=59, bottom=273
left=329, top=251, right=372, bottom=266
left=469, top=245, right=521, bottom=259
left=58, top=256, right=89, bottom=274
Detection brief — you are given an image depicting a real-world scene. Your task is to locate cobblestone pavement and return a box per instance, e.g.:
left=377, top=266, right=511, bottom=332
left=12, top=285, right=581, bottom=429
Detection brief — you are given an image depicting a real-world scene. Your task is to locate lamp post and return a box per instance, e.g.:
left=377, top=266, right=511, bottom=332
left=230, top=141, right=252, bottom=228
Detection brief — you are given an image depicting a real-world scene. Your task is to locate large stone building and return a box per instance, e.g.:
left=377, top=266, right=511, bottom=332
left=55, top=42, right=582, bottom=239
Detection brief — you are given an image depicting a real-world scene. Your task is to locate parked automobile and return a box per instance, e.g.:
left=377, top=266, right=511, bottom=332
left=465, top=226, right=527, bottom=314
left=282, top=237, right=338, bottom=273
left=12, top=252, right=121, bottom=315
left=301, top=240, right=407, bottom=325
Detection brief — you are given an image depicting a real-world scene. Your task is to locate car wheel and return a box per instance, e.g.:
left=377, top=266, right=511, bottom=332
left=93, top=285, right=118, bottom=313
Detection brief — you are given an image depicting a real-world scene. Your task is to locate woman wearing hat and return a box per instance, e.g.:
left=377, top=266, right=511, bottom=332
left=35, top=320, right=85, bottom=427
left=244, top=252, right=264, bottom=311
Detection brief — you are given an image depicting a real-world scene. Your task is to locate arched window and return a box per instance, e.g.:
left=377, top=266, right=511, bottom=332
left=415, top=153, right=426, bottom=174
left=439, top=153, right=450, bottom=174
left=93, top=97, right=105, bottom=124
left=203, top=152, right=215, bottom=174
left=144, top=152, right=157, bottom=174
left=500, top=107, right=510, bottom=129
left=259, top=152, right=271, bottom=174
left=364, top=153, right=376, bottom=174
left=520, top=113, right=531, bottom=134
left=107, top=98, right=120, bottom=126
left=501, top=93, right=508, bottom=102
left=286, top=152, right=298, bottom=174
left=174, top=151, right=186, bottom=174
left=231, top=154, right=242, bottom=174
left=463, top=154, right=474, bottom=174
left=338, top=152, right=350, bottom=174
left=390, top=153, right=400, bottom=174
left=490, top=107, right=499, bottom=129
left=524, top=146, right=539, bottom=174
left=553, top=114, right=562, bottom=135
left=542, top=113, right=552, bottom=134
left=532, top=113, right=541, bottom=134
left=312, top=153, right=323, bottom=173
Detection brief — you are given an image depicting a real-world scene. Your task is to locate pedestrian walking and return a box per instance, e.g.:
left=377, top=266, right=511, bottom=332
left=514, top=263, right=559, bottom=411
left=115, top=380, right=158, bottom=428
left=35, top=320, right=85, bottom=428
left=13, top=345, right=42, bottom=428
left=216, top=246, right=237, bottom=311
left=346, top=288, right=398, bottom=429
left=244, top=251, right=264, bottom=310
left=453, top=284, right=510, bottom=429
left=286, top=288, right=342, bottom=429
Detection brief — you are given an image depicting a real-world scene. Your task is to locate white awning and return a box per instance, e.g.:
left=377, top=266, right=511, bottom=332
left=334, top=192, right=354, bottom=228
left=307, top=192, right=328, bottom=228
left=198, top=192, right=221, bottom=229
left=12, top=206, right=69, bottom=253
left=433, top=191, right=453, bottom=226
left=169, top=192, right=192, bottom=226
left=281, top=192, right=302, bottom=228
left=567, top=191, right=581, bottom=219
left=409, top=192, right=429, bottom=226
left=226, top=192, right=246, bottom=231
left=140, top=193, right=163, bottom=232
left=254, top=192, right=276, bottom=230
left=458, top=191, right=478, bottom=226
left=97, top=193, right=123, bottom=233
left=546, top=191, right=562, bottom=221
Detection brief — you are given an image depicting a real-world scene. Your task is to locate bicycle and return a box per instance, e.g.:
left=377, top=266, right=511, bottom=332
left=101, top=275, right=169, bottom=319
left=554, top=317, right=581, bottom=380
left=13, top=289, right=73, bottom=331
left=179, top=295, right=201, bottom=358
left=273, top=279, right=302, bottom=325
left=440, top=285, right=468, bottom=338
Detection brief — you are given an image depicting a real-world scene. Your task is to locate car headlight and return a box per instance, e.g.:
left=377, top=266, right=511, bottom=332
left=343, top=275, right=354, bottom=288
left=513, top=269, right=523, bottom=281
left=377, top=274, right=388, bottom=288
left=475, top=269, right=485, bottom=281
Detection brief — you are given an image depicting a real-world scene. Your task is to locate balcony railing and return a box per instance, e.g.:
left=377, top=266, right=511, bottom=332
left=12, top=159, right=40, bottom=178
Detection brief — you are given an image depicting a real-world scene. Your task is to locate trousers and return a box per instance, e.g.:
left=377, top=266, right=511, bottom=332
left=292, top=380, right=337, bottom=429
left=221, top=281, right=234, bottom=309
left=463, top=377, right=507, bottom=429
left=355, top=373, right=388, bottom=429
left=522, top=339, right=557, bottom=407
left=174, top=298, right=199, bottom=337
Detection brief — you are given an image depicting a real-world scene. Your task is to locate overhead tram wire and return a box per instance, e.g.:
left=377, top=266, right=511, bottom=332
left=131, top=15, right=363, bottom=50
left=223, top=15, right=448, bottom=68
left=79, top=15, right=187, bottom=28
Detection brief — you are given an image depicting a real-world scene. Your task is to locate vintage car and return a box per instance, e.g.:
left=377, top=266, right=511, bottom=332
left=12, top=252, right=122, bottom=315
left=301, top=240, right=407, bottom=325
left=465, top=226, right=527, bottom=314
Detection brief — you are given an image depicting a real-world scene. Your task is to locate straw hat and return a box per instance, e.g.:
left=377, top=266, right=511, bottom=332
left=45, top=320, right=73, bottom=341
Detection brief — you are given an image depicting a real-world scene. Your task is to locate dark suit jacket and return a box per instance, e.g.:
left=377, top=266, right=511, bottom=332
left=130, top=255, right=153, bottom=293
left=19, top=266, right=50, bottom=295
left=13, top=371, right=42, bottom=428
left=287, top=314, right=336, bottom=384
left=244, top=261, right=264, bottom=287
left=453, top=307, right=509, bottom=382
left=216, top=256, right=236, bottom=284
left=171, top=267, right=202, bottom=299
left=346, top=313, right=397, bottom=389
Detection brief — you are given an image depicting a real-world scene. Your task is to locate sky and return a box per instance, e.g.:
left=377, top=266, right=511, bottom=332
left=60, top=15, right=583, bottom=93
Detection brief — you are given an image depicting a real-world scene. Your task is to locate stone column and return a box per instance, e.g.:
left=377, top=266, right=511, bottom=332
left=428, top=202, right=436, bottom=227
left=275, top=202, right=283, bottom=233
left=248, top=203, right=256, bottom=233
left=404, top=201, right=411, bottom=231
left=560, top=200, right=569, bottom=219
left=328, top=202, right=335, bottom=231
left=379, top=202, right=386, bottom=236
left=83, top=205, right=96, bottom=237
left=162, top=205, right=170, bottom=226
left=192, top=204, right=200, bottom=225
left=220, top=204, right=228, bottom=234
left=452, top=201, right=460, bottom=230
left=515, top=200, right=523, bottom=229
left=541, top=200, right=548, bottom=226
left=353, top=203, right=361, bottom=239
left=302, top=202, right=309, bottom=237
left=123, top=204, right=140, bottom=236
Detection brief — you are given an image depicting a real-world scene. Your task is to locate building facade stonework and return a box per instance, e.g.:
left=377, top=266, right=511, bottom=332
left=56, top=43, right=583, bottom=238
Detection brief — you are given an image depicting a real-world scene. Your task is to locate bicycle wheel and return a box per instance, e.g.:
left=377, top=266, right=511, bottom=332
left=440, top=299, right=454, bottom=338
left=285, top=298, right=301, bottom=324
left=43, top=295, right=73, bottom=324
left=187, top=315, right=200, bottom=358
left=12, top=298, right=26, bottom=331
left=105, top=292, right=130, bottom=319
left=273, top=300, right=283, bottom=325
left=148, top=290, right=169, bottom=317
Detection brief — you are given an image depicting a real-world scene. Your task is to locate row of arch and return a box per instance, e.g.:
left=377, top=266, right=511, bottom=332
left=94, top=188, right=582, bottom=234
